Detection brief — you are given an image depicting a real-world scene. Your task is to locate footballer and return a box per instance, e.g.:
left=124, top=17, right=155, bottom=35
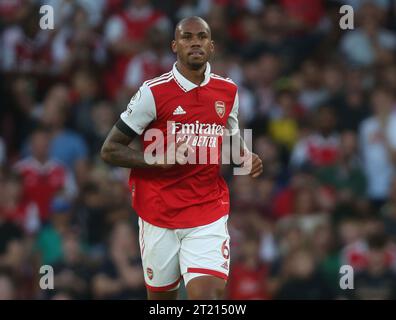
left=101, top=16, right=263, bottom=300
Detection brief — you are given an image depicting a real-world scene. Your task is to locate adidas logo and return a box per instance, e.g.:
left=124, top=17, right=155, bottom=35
left=173, top=106, right=186, bottom=115
left=221, top=261, right=229, bottom=270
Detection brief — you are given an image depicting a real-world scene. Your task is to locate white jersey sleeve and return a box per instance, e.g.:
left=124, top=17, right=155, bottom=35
left=226, top=91, right=239, bottom=135
left=120, top=84, right=156, bottom=135
left=226, top=90, right=249, bottom=153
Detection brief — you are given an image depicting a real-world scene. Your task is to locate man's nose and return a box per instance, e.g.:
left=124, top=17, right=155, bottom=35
left=191, top=36, right=201, bottom=47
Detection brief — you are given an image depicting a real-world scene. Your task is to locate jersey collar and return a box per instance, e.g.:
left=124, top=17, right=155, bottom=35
left=172, top=62, right=211, bottom=92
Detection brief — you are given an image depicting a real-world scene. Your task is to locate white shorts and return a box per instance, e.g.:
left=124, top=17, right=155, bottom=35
left=138, top=215, right=230, bottom=292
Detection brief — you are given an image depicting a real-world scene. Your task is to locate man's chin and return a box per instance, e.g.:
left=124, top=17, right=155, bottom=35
left=187, top=59, right=206, bottom=70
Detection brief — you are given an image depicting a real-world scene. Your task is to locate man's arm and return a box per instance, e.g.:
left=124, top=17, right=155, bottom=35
left=231, top=134, right=263, bottom=178
left=227, top=91, right=263, bottom=178
left=100, top=125, right=150, bottom=168
left=100, top=122, right=189, bottom=169
left=101, top=83, right=162, bottom=168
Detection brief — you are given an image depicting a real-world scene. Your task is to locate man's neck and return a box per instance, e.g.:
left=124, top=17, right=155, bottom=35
left=176, top=61, right=206, bottom=86
left=35, top=156, right=49, bottom=166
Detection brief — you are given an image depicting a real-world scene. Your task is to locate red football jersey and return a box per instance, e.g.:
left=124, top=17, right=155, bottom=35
left=119, top=62, right=240, bottom=228
left=14, top=157, right=70, bottom=221
left=227, top=262, right=269, bottom=300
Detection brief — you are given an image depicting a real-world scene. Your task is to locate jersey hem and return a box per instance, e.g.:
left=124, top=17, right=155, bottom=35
left=135, top=210, right=229, bottom=229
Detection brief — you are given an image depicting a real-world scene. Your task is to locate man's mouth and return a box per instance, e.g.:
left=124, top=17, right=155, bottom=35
left=188, top=50, right=204, bottom=56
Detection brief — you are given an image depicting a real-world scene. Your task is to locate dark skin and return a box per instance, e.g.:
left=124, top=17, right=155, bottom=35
left=171, top=17, right=214, bottom=84
left=101, top=17, right=263, bottom=300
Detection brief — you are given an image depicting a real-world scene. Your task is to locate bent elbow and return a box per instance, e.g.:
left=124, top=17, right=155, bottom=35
left=100, top=143, right=112, bottom=163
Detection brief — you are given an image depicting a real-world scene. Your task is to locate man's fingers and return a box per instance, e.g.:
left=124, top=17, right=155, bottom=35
left=251, top=171, right=262, bottom=178
left=163, top=137, right=194, bottom=167
left=250, top=165, right=262, bottom=175
left=176, top=135, right=188, bottom=147
left=175, top=140, right=195, bottom=165
left=242, top=155, right=262, bottom=176
left=250, top=167, right=263, bottom=178
left=186, top=143, right=195, bottom=154
left=249, top=158, right=263, bottom=177
left=176, top=142, right=194, bottom=156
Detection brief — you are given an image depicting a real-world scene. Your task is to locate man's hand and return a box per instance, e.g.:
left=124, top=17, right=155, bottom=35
left=242, top=151, right=263, bottom=178
left=157, top=137, right=194, bottom=169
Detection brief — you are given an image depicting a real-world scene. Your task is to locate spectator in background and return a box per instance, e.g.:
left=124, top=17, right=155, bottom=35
left=227, top=234, right=269, bottom=300
left=14, top=127, right=76, bottom=222
left=253, top=136, right=284, bottom=183
left=0, top=210, right=24, bottom=272
left=337, top=216, right=395, bottom=273
left=50, top=231, right=91, bottom=299
left=51, top=5, right=106, bottom=75
left=256, top=4, right=292, bottom=67
left=123, top=25, right=174, bottom=97
left=359, top=87, right=396, bottom=208
left=322, top=63, right=345, bottom=106
left=230, top=175, right=257, bottom=211
left=279, top=0, right=325, bottom=31
left=0, top=4, right=52, bottom=73
left=0, top=168, right=23, bottom=264
left=1, top=77, right=39, bottom=159
left=41, top=0, right=105, bottom=29
left=0, top=172, right=40, bottom=235
left=71, top=70, right=101, bottom=139
left=0, top=193, right=29, bottom=298
left=267, top=224, right=305, bottom=297
left=311, top=223, right=341, bottom=295
left=228, top=10, right=263, bottom=50
left=34, top=197, right=74, bottom=266
left=275, top=248, right=333, bottom=299
left=352, top=234, right=396, bottom=299
left=340, top=2, right=396, bottom=67
left=255, top=54, right=282, bottom=118
left=316, top=130, right=366, bottom=204
left=74, top=182, right=109, bottom=256
left=92, top=221, right=145, bottom=299
left=338, top=218, right=368, bottom=271
left=332, top=67, right=370, bottom=132
left=254, top=177, right=277, bottom=218
left=290, top=105, right=340, bottom=169
left=297, top=60, right=328, bottom=112
left=39, top=85, right=89, bottom=185
left=104, top=0, right=171, bottom=99
left=84, top=101, right=118, bottom=158
left=268, top=88, right=302, bottom=151
left=272, top=167, right=316, bottom=219
left=277, top=185, right=329, bottom=235
left=206, top=5, right=234, bottom=55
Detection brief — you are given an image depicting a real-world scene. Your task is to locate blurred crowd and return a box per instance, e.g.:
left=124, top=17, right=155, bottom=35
left=1, top=0, right=396, bottom=300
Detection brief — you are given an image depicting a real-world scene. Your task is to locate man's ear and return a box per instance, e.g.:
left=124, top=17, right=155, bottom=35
left=171, top=40, right=177, bottom=53
left=210, top=40, right=215, bottom=53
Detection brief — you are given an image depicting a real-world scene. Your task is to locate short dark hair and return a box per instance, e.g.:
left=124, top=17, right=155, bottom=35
left=174, top=16, right=211, bottom=38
